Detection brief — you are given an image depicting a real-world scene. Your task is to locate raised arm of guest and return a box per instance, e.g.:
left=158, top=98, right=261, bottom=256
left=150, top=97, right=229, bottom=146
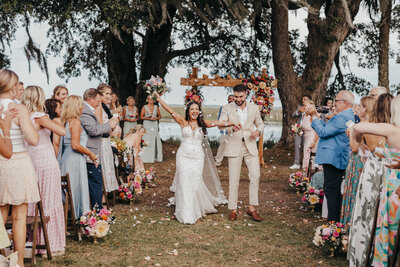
left=69, top=118, right=98, bottom=162
left=353, top=122, right=400, bottom=149
left=34, top=115, right=66, bottom=136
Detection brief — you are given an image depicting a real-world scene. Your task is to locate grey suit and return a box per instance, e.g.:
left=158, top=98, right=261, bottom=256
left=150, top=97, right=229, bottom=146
left=80, top=103, right=111, bottom=209
left=292, top=107, right=304, bottom=165
left=80, top=103, right=111, bottom=163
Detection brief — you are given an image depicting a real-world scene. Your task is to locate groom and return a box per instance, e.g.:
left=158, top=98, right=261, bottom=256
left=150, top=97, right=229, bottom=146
left=219, top=84, right=264, bottom=221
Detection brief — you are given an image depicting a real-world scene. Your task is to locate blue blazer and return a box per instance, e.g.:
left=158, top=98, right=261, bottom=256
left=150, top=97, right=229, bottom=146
left=312, top=108, right=354, bottom=170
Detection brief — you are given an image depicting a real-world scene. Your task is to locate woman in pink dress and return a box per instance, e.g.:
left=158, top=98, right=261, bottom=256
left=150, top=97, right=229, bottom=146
left=300, top=100, right=318, bottom=171
left=21, top=86, right=67, bottom=256
left=123, top=125, right=146, bottom=172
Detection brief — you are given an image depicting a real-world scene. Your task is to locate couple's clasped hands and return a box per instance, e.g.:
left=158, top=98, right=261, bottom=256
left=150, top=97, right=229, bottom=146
left=232, top=123, right=260, bottom=139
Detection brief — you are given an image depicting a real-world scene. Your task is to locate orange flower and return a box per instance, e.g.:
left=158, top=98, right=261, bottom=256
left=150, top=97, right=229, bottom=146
left=268, top=97, right=275, bottom=103
left=101, top=215, right=108, bottom=221
left=192, top=95, right=200, bottom=102
left=119, top=192, right=124, bottom=198
left=186, top=90, right=193, bottom=96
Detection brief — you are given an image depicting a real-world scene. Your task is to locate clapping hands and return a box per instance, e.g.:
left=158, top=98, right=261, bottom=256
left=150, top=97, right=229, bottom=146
left=305, top=103, right=317, bottom=117
left=232, top=123, right=242, bottom=132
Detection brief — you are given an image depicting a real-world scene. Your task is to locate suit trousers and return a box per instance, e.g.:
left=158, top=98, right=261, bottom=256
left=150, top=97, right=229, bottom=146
left=323, top=164, right=345, bottom=222
left=215, top=134, right=227, bottom=164
left=294, top=134, right=303, bottom=165
left=87, top=163, right=103, bottom=210
left=227, top=142, right=260, bottom=210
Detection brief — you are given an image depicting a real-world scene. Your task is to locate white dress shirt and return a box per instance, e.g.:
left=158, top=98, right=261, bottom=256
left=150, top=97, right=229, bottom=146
left=235, top=101, right=248, bottom=126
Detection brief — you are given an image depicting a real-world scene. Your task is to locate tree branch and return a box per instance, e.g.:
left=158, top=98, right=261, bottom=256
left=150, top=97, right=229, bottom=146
left=166, top=42, right=210, bottom=62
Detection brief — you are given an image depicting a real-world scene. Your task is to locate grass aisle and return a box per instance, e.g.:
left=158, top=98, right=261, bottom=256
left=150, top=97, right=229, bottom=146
left=38, top=143, right=347, bottom=267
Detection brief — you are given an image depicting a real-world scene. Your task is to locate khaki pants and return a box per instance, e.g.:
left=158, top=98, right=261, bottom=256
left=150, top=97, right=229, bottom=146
left=228, top=142, right=260, bottom=210
left=215, top=134, right=227, bottom=164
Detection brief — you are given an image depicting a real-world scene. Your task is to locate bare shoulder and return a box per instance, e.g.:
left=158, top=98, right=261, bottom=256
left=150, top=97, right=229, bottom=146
left=70, top=118, right=81, bottom=127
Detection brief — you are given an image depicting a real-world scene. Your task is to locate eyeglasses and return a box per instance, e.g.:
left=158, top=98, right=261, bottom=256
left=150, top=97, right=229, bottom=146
left=334, top=99, right=346, bottom=103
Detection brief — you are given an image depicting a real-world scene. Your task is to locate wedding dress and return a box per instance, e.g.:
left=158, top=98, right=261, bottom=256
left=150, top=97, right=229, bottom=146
left=169, top=126, right=227, bottom=224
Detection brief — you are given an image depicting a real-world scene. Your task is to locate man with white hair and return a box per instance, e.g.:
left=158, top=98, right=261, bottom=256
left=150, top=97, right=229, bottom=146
left=369, top=86, right=387, bottom=100
left=305, top=90, right=355, bottom=222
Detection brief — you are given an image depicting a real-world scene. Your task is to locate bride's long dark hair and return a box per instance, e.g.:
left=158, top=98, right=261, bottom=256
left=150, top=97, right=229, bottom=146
left=185, top=101, right=207, bottom=135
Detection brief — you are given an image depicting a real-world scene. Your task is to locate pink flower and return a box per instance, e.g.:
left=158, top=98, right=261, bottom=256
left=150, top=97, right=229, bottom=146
left=295, top=181, right=300, bottom=187
left=147, top=174, right=152, bottom=180
left=336, top=222, right=344, bottom=228
left=295, top=172, right=302, bottom=176
left=322, top=228, right=332, bottom=236
left=99, top=209, right=111, bottom=216
left=124, top=187, right=129, bottom=192
left=302, top=196, right=307, bottom=202
left=333, top=231, right=339, bottom=237
left=88, top=217, right=97, bottom=228
left=118, top=187, right=122, bottom=192
left=308, top=188, right=315, bottom=194
left=319, top=198, right=323, bottom=204
left=319, top=191, right=324, bottom=196
left=127, top=193, right=133, bottom=199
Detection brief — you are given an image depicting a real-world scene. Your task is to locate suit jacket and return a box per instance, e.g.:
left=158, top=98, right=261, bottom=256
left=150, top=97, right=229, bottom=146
left=292, top=107, right=303, bottom=124
left=312, top=108, right=354, bottom=170
left=80, top=103, right=111, bottom=163
left=219, top=102, right=264, bottom=157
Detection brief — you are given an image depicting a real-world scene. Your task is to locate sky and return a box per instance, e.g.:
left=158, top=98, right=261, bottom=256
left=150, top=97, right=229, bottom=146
left=5, top=6, right=399, bottom=107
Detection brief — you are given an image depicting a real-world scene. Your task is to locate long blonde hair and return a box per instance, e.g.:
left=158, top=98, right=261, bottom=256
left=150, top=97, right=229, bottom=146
left=360, top=96, right=375, bottom=122
left=390, top=95, right=400, bottom=127
left=21, top=86, right=46, bottom=112
left=61, top=95, right=83, bottom=124
left=124, top=124, right=146, bottom=138
left=0, top=69, right=19, bottom=95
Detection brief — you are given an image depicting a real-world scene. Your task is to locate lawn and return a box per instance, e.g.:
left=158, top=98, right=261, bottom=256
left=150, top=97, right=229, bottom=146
left=37, top=142, right=347, bottom=267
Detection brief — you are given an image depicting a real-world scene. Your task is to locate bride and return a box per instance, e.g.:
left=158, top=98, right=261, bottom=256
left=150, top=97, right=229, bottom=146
left=154, top=92, right=239, bottom=224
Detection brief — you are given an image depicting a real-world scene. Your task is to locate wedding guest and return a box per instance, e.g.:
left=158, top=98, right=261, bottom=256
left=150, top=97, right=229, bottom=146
left=215, top=94, right=234, bottom=167
left=123, top=125, right=146, bottom=172
left=52, top=85, right=69, bottom=105
left=21, top=85, right=66, bottom=256
left=0, top=108, right=14, bottom=251
left=290, top=94, right=311, bottom=169
left=81, top=88, right=118, bottom=209
left=352, top=95, right=400, bottom=266
left=348, top=93, right=393, bottom=266
left=301, top=99, right=318, bottom=172
left=45, top=98, right=63, bottom=156
left=110, top=92, right=123, bottom=138
left=13, top=81, right=24, bottom=104
left=340, top=96, right=374, bottom=228
left=122, top=96, right=138, bottom=135
left=95, top=84, right=119, bottom=193
left=58, top=95, right=94, bottom=218
left=369, top=85, right=387, bottom=100
left=111, top=92, right=122, bottom=111
left=0, top=69, right=40, bottom=267
left=140, top=95, right=162, bottom=163
left=321, top=97, right=333, bottom=122
left=306, top=90, right=355, bottom=222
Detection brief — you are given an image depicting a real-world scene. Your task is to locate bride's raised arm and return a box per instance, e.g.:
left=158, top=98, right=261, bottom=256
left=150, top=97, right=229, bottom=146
left=153, top=92, right=186, bottom=127
left=204, top=120, right=238, bottom=128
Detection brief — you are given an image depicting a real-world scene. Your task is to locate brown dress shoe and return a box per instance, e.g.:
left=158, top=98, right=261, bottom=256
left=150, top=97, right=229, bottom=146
left=229, top=210, right=238, bottom=221
left=247, top=209, right=262, bottom=222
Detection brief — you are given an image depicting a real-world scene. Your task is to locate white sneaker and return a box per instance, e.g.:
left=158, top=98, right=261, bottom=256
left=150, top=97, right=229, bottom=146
left=289, top=164, right=301, bottom=170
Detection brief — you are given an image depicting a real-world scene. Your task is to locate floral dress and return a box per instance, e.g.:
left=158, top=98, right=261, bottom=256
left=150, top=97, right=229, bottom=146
left=373, top=145, right=400, bottom=266
left=340, top=152, right=365, bottom=228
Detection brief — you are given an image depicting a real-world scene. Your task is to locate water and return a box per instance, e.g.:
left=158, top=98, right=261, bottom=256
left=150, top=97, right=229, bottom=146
left=158, top=122, right=282, bottom=141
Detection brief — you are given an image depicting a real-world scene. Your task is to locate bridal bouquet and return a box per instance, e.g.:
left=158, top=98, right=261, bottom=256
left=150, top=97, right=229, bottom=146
left=144, top=75, right=169, bottom=101
left=313, top=221, right=348, bottom=256
left=140, top=139, right=148, bottom=148
left=302, top=187, right=324, bottom=211
left=288, top=171, right=308, bottom=193
left=79, top=207, right=115, bottom=239
left=291, top=123, right=304, bottom=136
left=110, top=136, right=127, bottom=152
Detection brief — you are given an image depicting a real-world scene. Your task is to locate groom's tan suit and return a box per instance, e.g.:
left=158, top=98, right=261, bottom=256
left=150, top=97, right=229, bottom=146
left=219, top=101, right=264, bottom=210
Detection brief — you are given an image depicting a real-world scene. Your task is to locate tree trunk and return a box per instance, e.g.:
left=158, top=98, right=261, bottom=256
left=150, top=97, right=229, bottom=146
left=378, top=0, right=391, bottom=90
left=136, top=3, right=177, bottom=111
left=271, top=0, right=362, bottom=146
left=106, top=28, right=137, bottom=106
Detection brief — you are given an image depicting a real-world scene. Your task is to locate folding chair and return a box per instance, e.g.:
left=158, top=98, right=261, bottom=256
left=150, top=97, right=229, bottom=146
left=61, top=173, right=78, bottom=239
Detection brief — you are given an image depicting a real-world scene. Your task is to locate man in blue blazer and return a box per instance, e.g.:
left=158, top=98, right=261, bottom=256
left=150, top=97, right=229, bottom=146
left=306, top=90, right=355, bottom=222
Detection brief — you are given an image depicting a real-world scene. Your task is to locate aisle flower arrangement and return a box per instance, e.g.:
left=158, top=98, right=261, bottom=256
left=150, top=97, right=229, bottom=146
left=141, top=167, right=156, bottom=188
left=244, top=75, right=276, bottom=120
left=313, top=221, right=348, bottom=256
left=291, top=123, right=304, bottom=136
left=288, top=171, right=308, bottom=193
left=117, top=178, right=142, bottom=202
left=302, top=187, right=324, bottom=211
left=79, top=207, right=115, bottom=241
left=145, top=75, right=169, bottom=100
left=184, top=86, right=203, bottom=104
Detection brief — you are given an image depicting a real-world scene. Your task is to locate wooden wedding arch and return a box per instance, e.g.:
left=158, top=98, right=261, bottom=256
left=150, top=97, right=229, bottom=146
left=180, top=67, right=278, bottom=167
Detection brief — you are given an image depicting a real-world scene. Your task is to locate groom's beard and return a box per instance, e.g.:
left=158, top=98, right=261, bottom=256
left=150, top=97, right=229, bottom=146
left=235, top=100, right=245, bottom=107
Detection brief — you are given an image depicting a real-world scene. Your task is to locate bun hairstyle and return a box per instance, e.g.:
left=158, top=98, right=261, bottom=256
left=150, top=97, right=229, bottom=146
left=52, top=85, right=68, bottom=98
left=124, top=124, right=146, bottom=138
left=185, top=101, right=207, bottom=135
left=0, top=69, right=19, bottom=95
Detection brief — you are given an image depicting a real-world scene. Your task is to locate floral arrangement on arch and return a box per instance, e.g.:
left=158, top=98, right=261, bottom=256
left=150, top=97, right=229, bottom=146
left=288, top=171, right=308, bottom=193
left=185, top=86, right=204, bottom=105
left=313, top=221, right=348, bottom=256
left=302, top=186, right=324, bottom=211
left=244, top=75, right=277, bottom=120
left=291, top=123, right=304, bottom=136
left=79, top=207, right=115, bottom=239
left=144, top=75, right=169, bottom=101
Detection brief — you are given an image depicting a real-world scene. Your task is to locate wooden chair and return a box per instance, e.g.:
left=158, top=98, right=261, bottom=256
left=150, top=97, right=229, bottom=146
left=6, top=200, right=52, bottom=266
left=306, top=152, right=317, bottom=179
left=365, top=196, right=381, bottom=267
left=61, top=173, right=78, bottom=239
left=102, top=174, right=110, bottom=209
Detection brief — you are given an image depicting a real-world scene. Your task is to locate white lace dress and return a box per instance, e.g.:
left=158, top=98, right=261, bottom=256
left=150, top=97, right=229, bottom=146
left=169, top=126, right=222, bottom=224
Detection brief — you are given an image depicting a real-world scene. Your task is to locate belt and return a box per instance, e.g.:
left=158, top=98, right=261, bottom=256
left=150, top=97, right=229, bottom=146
left=242, top=137, right=245, bottom=142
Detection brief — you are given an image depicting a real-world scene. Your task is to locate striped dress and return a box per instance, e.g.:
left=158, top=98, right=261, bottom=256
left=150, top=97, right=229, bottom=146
left=373, top=145, right=400, bottom=266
